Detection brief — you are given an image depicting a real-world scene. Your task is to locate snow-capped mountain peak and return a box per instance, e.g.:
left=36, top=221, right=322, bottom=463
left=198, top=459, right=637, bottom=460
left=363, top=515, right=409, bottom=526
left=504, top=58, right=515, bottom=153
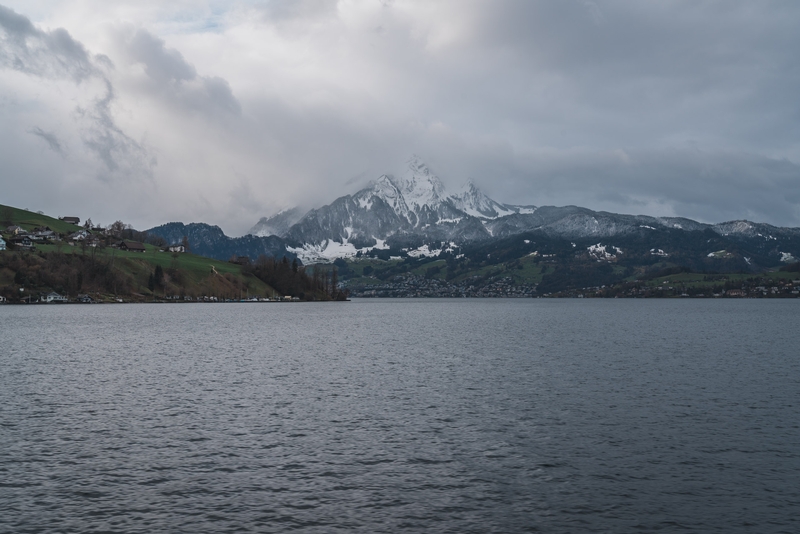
left=451, top=179, right=516, bottom=219
left=359, top=174, right=410, bottom=218
left=391, top=155, right=447, bottom=210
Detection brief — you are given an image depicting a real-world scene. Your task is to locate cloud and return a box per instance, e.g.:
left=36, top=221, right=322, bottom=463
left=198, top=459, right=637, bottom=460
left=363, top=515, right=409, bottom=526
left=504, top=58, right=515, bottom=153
left=119, top=27, right=240, bottom=115
left=0, top=4, right=99, bottom=81
left=0, top=3, right=155, bottom=181
left=487, top=147, right=800, bottom=226
left=75, top=79, right=155, bottom=180
left=0, top=0, right=799, bottom=234
left=29, top=126, right=64, bottom=155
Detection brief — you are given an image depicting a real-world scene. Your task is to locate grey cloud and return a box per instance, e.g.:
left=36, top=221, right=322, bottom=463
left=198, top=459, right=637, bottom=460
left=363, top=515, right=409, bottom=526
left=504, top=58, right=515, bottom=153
left=128, top=29, right=196, bottom=84
left=29, top=127, right=65, bottom=155
left=2, top=1, right=800, bottom=234
left=0, top=4, right=154, bottom=181
left=201, top=76, right=240, bottom=114
left=480, top=148, right=800, bottom=227
left=75, top=80, right=155, bottom=180
left=121, top=28, right=240, bottom=115
left=0, top=4, right=98, bottom=82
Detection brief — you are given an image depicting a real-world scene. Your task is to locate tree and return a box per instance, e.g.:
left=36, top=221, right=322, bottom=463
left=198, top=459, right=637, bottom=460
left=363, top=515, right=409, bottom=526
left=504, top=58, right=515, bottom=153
left=108, top=220, right=126, bottom=238
left=154, top=264, right=165, bottom=288
left=0, top=206, right=13, bottom=227
left=182, top=235, right=190, bottom=253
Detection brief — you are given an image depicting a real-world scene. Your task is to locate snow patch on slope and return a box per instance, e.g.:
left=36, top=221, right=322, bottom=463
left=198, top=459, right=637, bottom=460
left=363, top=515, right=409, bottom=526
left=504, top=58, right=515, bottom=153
left=587, top=243, right=622, bottom=261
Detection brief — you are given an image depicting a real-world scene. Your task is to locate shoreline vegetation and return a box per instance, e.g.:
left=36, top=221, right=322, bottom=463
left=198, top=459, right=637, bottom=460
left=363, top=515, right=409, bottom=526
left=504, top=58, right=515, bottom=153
left=0, top=204, right=347, bottom=304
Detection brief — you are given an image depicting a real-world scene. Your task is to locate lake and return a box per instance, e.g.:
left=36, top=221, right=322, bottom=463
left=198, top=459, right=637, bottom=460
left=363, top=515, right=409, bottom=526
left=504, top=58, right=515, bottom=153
left=1, top=299, right=799, bottom=533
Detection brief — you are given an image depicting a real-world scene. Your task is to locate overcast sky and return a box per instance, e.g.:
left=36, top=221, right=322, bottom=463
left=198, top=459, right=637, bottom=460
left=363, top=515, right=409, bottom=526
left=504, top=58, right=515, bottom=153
left=1, top=0, right=799, bottom=235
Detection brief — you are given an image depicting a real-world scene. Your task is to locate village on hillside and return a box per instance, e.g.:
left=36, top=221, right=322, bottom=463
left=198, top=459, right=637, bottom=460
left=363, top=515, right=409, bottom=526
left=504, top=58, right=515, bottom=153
left=0, top=207, right=345, bottom=304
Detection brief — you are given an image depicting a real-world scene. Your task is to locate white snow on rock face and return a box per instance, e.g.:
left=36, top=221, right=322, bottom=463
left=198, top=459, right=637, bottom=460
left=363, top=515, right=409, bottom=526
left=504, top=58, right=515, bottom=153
left=288, top=235, right=393, bottom=264
left=393, top=155, right=447, bottom=210
left=451, top=180, right=515, bottom=219
left=407, top=244, right=441, bottom=258
left=780, top=252, right=796, bottom=262
left=287, top=240, right=361, bottom=264
left=405, top=241, right=458, bottom=258
left=587, top=243, right=622, bottom=261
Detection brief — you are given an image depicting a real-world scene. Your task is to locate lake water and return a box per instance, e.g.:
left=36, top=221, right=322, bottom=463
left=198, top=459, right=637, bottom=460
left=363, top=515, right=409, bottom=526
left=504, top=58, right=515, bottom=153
left=1, top=299, right=799, bottom=533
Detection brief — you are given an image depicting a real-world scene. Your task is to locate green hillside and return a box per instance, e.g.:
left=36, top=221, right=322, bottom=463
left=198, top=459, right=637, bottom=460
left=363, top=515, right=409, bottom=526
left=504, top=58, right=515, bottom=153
left=0, top=204, right=82, bottom=233
left=0, top=242, right=278, bottom=302
left=0, top=204, right=347, bottom=302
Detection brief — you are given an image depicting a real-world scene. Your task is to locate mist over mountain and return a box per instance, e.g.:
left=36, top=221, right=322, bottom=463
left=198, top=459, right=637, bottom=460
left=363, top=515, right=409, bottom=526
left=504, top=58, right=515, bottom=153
left=244, top=156, right=800, bottom=266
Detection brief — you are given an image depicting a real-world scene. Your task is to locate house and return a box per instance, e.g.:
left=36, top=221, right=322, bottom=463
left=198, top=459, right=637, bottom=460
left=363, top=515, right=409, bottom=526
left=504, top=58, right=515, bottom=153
left=41, top=292, right=68, bottom=303
left=0, top=295, right=6, bottom=303
left=76, top=294, right=94, bottom=303
left=9, top=236, right=33, bottom=249
left=59, top=216, right=80, bottom=225
left=30, top=230, right=57, bottom=242
left=120, top=240, right=146, bottom=252
left=6, top=225, right=24, bottom=235
left=68, top=229, right=91, bottom=241
left=725, top=289, right=746, bottom=297
left=0, top=237, right=5, bottom=251
left=168, top=244, right=185, bottom=253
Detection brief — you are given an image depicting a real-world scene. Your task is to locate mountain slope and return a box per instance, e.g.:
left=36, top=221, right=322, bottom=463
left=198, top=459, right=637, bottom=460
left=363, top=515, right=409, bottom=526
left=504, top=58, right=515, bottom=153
left=247, top=207, right=305, bottom=237
left=146, top=222, right=296, bottom=263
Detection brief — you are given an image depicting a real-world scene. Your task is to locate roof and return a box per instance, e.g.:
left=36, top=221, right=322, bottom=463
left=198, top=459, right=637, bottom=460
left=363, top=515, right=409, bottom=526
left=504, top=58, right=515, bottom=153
left=121, top=240, right=146, bottom=250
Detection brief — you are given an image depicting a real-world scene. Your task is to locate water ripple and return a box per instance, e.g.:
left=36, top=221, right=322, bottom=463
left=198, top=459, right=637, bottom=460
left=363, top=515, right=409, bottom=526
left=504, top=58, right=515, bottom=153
left=1, top=299, right=799, bottom=532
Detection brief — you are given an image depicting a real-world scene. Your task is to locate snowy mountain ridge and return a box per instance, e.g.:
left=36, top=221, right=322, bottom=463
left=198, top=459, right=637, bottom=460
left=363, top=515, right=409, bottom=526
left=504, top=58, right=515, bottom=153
left=245, top=155, right=800, bottom=264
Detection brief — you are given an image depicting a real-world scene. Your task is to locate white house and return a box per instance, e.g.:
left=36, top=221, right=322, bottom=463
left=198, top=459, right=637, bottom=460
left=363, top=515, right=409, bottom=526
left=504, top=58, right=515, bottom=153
left=41, top=292, right=68, bottom=303
left=0, top=236, right=6, bottom=251
left=69, top=229, right=91, bottom=241
left=168, top=244, right=185, bottom=253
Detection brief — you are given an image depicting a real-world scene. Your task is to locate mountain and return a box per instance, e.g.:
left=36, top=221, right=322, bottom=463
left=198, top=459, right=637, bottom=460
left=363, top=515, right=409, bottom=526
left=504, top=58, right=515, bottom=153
left=247, top=207, right=305, bottom=237
left=450, top=180, right=536, bottom=219
left=278, top=156, right=485, bottom=262
left=146, top=222, right=296, bottom=263
left=260, top=155, right=799, bottom=265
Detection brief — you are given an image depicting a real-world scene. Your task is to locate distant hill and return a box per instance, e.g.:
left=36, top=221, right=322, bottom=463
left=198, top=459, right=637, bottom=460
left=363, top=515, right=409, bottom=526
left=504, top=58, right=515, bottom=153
left=145, top=222, right=296, bottom=263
